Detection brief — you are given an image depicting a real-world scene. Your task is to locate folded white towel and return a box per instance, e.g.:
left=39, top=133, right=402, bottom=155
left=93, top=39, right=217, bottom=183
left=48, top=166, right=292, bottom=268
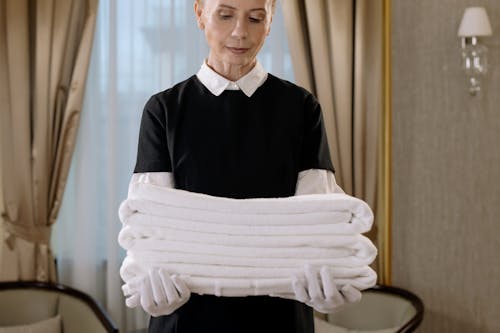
left=122, top=199, right=351, bottom=226
left=131, top=250, right=357, bottom=268
left=118, top=182, right=377, bottom=308
left=121, top=236, right=376, bottom=267
left=118, top=225, right=366, bottom=248
left=128, top=241, right=355, bottom=259
left=119, top=182, right=373, bottom=233
left=123, top=212, right=365, bottom=236
left=127, top=261, right=376, bottom=284
left=121, top=256, right=377, bottom=298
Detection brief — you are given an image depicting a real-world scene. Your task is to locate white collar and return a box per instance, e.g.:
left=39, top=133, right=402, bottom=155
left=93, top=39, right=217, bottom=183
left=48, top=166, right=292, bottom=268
left=196, top=61, right=268, bottom=97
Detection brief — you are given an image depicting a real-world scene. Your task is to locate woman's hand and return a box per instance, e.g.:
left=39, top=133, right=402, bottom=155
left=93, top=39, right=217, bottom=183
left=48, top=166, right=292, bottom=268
left=122, top=268, right=191, bottom=317
left=278, top=264, right=362, bottom=313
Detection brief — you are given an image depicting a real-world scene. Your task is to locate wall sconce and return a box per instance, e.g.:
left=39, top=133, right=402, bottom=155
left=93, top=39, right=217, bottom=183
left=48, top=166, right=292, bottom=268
left=457, top=7, right=493, bottom=96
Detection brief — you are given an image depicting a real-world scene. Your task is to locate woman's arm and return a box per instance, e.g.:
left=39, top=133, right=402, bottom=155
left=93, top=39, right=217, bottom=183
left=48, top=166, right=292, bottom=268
left=122, top=97, right=190, bottom=316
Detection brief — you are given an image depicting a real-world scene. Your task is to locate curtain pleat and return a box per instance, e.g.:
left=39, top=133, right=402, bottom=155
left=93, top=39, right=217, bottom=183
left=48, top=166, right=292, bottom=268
left=282, top=0, right=383, bottom=279
left=1, top=0, right=36, bottom=281
left=353, top=0, right=382, bottom=246
left=0, top=0, right=98, bottom=282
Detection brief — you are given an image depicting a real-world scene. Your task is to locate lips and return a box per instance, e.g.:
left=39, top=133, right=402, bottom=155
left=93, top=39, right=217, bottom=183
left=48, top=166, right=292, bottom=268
left=227, top=47, right=250, bottom=54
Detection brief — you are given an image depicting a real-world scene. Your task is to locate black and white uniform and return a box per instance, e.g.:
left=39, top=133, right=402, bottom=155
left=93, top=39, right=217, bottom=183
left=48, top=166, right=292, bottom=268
left=132, top=62, right=341, bottom=333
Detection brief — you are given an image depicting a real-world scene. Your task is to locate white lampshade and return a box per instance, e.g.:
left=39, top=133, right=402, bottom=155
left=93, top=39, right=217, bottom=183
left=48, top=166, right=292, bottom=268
left=458, top=7, right=493, bottom=37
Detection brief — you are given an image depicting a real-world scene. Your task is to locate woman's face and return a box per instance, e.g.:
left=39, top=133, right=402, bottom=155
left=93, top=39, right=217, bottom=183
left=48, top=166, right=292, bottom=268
left=195, top=0, right=273, bottom=69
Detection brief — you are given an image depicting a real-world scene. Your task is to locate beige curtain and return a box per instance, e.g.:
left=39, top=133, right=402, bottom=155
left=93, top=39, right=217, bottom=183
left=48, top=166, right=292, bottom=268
left=0, top=0, right=98, bottom=282
left=282, top=0, right=384, bottom=278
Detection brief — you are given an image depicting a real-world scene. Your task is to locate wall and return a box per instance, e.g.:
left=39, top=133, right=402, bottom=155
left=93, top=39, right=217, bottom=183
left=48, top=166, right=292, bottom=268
left=392, top=1, right=500, bottom=332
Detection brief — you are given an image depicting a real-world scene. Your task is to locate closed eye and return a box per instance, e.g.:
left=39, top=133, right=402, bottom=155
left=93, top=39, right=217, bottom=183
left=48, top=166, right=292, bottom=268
left=249, top=17, right=263, bottom=23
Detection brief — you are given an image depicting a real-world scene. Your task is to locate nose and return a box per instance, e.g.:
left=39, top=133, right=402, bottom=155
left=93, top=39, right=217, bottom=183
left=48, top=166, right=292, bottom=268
left=231, top=17, right=248, bottom=39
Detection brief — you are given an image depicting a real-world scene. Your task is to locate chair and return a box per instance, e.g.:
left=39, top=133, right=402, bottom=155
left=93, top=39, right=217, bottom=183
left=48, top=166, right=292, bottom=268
left=0, top=281, right=118, bottom=333
left=315, top=285, right=424, bottom=333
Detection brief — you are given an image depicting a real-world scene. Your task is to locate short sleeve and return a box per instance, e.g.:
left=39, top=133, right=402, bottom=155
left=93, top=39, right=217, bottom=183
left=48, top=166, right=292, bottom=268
left=133, top=96, right=172, bottom=173
left=300, top=94, right=335, bottom=173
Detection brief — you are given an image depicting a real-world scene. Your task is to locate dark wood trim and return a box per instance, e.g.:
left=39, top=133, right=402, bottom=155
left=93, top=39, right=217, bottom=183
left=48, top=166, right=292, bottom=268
left=368, top=284, right=424, bottom=333
left=0, top=281, right=119, bottom=333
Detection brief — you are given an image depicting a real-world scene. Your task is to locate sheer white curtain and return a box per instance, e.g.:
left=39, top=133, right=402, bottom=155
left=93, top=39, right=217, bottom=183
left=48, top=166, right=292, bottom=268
left=53, top=1, right=294, bottom=332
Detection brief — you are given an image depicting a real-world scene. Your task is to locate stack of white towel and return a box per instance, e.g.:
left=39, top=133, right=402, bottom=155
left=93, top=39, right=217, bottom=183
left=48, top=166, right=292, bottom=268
left=118, top=181, right=377, bottom=306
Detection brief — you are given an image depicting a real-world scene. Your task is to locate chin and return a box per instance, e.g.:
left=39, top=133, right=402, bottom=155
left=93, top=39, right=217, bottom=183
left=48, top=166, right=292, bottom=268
left=224, top=55, right=253, bottom=66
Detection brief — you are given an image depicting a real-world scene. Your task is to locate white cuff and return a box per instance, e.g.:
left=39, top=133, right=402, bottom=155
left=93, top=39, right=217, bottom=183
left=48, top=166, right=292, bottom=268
left=129, top=172, right=175, bottom=196
left=295, top=169, right=344, bottom=195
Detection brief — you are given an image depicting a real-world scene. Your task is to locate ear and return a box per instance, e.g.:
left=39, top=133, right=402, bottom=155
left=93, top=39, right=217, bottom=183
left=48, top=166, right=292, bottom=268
left=194, top=1, right=205, bottom=30
left=266, top=17, right=273, bottom=36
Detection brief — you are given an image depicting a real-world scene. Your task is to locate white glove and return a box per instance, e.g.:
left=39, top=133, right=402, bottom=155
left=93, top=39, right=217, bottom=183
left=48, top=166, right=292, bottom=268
left=122, top=267, right=191, bottom=317
left=272, top=264, right=362, bottom=313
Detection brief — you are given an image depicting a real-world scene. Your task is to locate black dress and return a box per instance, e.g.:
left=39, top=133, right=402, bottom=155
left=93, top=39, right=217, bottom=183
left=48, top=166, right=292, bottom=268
left=134, top=74, right=334, bottom=333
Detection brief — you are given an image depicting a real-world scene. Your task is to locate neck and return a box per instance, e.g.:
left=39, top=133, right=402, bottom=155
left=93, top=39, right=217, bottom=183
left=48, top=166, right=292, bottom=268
left=206, top=54, right=256, bottom=81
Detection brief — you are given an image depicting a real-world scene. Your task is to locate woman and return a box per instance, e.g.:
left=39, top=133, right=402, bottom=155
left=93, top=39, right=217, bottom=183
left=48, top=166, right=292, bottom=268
left=131, top=0, right=358, bottom=332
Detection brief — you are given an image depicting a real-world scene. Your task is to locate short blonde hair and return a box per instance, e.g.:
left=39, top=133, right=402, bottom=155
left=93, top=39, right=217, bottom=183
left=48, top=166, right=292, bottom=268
left=196, top=0, right=277, bottom=14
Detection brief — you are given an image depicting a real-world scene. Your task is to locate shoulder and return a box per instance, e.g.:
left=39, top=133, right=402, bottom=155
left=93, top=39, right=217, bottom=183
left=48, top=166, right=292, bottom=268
left=265, top=74, right=318, bottom=107
left=264, top=75, right=323, bottom=127
left=146, top=75, right=200, bottom=109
